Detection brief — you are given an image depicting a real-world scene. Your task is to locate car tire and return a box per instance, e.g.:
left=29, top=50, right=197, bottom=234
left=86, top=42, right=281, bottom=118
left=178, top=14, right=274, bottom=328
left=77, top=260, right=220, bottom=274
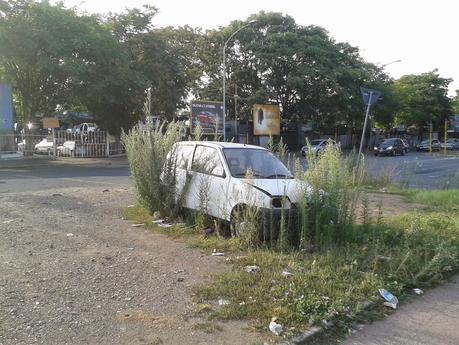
left=374, top=153, right=378, bottom=156
left=392, top=150, right=396, bottom=156
left=401, top=149, right=405, bottom=156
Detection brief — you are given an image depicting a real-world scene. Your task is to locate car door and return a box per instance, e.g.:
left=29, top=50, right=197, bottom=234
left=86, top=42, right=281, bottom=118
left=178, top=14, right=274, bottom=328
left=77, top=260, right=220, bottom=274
left=185, top=145, right=229, bottom=219
left=170, top=143, right=195, bottom=206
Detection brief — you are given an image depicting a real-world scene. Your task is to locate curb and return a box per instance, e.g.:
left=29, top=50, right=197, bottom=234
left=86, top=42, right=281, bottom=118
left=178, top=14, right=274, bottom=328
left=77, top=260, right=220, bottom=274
left=280, top=326, right=323, bottom=345
left=279, top=300, right=375, bottom=344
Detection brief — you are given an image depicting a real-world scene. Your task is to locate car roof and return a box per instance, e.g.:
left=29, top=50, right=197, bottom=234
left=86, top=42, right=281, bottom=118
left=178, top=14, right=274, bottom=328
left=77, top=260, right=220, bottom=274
left=176, top=141, right=266, bottom=151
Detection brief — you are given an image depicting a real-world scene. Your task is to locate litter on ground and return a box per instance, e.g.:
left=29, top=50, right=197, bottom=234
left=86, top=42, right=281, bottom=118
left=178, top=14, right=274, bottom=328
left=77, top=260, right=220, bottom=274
left=379, top=288, right=398, bottom=309
left=269, top=317, right=283, bottom=336
left=244, top=265, right=260, bottom=273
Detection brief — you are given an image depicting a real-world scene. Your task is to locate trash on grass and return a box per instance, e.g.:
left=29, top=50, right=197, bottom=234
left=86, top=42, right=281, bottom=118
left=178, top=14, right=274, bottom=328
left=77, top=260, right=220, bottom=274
left=379, top=288, right=398, bottom=309
left=281, top=270, right=293, bottom=277
left=376, top=255, right=391, bottom=262
left=2, top=219, right=15, bottom=224
left=131, top=223, right=144, bottom=227
left=269, top=317, right=283, bottom=336
left=152, top=219, right=173, bottom=228
left=413, top=288, right=424, bottom=295
left=244, top=265, right=260, bottom=273
left=321, top=319, right=334, bottom=329
left=66, top=233, right=74, bottom=237
left=212, top=249, right=225, bottom=256
left=218, top=298, right=230, bottom=306
left=127, top=205, right=135, bottom=208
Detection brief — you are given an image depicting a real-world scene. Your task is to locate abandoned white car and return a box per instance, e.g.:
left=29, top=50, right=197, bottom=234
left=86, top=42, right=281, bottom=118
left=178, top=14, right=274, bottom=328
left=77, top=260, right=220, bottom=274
left=167, top=141, right=309, bottom=238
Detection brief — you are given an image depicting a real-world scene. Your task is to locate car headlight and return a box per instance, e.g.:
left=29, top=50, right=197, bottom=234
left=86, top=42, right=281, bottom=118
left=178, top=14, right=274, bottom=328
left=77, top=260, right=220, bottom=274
left=387, top=146, right=393, bottom=150
left=374, top=146, right=378, bottom=150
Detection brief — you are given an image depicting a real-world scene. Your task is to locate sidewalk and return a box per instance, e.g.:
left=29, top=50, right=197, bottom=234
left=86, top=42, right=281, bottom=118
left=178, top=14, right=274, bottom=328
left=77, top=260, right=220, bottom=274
left=341, top=275, right=459, bottom=345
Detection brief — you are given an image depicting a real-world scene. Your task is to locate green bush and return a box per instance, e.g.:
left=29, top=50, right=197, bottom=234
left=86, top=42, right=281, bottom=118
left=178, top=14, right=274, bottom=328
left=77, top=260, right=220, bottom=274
left=122, top=121, right=183, bottom=215
left=299, top=142, right=365, bottom=250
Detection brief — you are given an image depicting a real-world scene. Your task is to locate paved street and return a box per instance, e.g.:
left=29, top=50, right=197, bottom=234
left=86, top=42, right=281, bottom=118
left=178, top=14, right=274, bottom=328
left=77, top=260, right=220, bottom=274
left=364, top=151, right=459, bottom=189
left=0, top=157, right=131, bottom=193
left=297, top=151, right=459, bottom=189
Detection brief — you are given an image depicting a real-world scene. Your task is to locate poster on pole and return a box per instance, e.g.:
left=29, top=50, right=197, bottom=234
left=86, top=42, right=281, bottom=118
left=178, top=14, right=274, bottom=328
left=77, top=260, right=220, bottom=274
left=190, top=101, right=223, bottom=134
left=0, top=83, right=13, bottom=132
left=252, top=104, right=280, bottom=136
left=42, top=117, right=60, bottom=129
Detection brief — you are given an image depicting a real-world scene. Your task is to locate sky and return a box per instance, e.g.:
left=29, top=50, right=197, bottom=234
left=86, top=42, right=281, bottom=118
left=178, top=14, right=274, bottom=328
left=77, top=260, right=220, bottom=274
left=61, top=0, right=458, bottom=96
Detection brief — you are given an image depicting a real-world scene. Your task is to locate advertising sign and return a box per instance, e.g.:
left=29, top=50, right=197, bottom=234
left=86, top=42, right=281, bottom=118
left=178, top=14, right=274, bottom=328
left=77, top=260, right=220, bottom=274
left=190, top=101, right=223, bottom=134
left=42, top=117, right=60, bottom=129
left=0, top=83, right=13, bottom=132
left=253, top=104, right=280, bottom=136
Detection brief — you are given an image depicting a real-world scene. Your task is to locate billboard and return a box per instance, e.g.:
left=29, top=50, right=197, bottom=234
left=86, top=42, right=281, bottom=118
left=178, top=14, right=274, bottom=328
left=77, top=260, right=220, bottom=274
left=0, top=83, right=13, bottom=132
left=253, top=104, right=280, bottom=136
left=190, top=101, right=223, bottom=134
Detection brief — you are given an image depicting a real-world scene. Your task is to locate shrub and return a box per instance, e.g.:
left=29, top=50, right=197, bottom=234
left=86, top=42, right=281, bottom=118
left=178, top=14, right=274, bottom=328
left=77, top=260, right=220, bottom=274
left=122, top=121, right=184, bottom=215
left=299, top=141, right=365, bottom=250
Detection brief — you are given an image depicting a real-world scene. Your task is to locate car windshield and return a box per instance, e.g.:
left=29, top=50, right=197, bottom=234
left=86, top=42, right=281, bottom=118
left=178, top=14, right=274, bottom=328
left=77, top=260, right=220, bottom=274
left=381, top=139, right=396, bottom=145
left=309, top=140, right=324, bottom=146
left=223, top=148, right=293, bottom=179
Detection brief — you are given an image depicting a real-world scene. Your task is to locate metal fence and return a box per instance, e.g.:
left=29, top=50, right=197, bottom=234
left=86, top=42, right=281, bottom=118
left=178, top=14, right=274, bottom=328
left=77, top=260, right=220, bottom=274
left=0, top=130, right=124, bottom=158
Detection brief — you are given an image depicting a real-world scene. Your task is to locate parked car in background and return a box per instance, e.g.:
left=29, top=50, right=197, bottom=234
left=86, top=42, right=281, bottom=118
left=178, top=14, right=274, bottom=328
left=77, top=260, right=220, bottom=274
left=168, top=141, right=309, bottom=238
left=67, top=122, right=99, bottom=134
left=441, top=138, right=459, bottom=150
left=301, top=139, right=337, bottom=156
left=416, top=139, right=441, bottom=152
left=374, top=138, right=405, bottom=156
left=34, top=138, right=54, bottom=154
left=57, top=141, right=76, bottom=156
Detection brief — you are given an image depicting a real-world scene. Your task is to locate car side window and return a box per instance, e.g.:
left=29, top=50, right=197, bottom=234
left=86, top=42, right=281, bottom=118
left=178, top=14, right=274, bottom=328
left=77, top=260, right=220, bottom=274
left=191, top=145, right=225, bottom=177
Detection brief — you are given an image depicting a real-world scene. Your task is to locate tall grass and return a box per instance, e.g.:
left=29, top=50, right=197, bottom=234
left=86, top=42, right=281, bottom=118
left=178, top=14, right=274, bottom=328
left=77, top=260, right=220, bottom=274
left=122, top=121, right=183, bottom=215
left=300, top=142, right=365, bottom=250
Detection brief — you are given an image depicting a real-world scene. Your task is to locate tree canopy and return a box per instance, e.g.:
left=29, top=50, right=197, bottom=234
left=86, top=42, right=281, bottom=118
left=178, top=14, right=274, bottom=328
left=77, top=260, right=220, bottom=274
left=393, top=70, right=453, bottom=130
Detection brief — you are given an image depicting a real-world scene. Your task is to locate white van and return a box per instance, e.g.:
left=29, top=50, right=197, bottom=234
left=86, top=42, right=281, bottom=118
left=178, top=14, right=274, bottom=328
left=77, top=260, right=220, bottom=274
left=167, top=141, right=308, bottom=237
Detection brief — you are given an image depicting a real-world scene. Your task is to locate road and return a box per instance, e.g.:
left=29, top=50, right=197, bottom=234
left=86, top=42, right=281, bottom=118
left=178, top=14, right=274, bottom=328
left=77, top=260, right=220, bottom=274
left=296, top=151, right=459, bottom=189
left=364, top=151, right=459, bottom=189
left=0, top=157, right=131, bottom=193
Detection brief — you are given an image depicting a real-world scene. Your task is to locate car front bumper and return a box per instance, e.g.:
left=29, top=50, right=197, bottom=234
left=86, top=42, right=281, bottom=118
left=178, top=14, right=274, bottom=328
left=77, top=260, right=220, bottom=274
left=258, top=206, right=299, bottom=242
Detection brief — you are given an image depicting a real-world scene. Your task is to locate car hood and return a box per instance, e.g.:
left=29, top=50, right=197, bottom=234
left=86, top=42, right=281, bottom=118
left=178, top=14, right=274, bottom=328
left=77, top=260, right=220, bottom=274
left=243, top=178, right=309, bottom=202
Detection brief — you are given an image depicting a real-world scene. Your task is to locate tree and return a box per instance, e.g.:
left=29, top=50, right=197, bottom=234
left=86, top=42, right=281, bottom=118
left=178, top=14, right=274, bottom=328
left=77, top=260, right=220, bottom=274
left=196, top=12, right=388, bottom=133
left=393, top=70, right=453, bottom=134
left=452, top=90, right=459, bottom=114
left=0, top=0, right=83, bottom=123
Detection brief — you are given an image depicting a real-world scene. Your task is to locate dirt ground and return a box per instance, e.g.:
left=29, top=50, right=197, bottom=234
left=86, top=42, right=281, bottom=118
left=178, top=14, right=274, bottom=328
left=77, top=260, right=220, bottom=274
left=0, top=184, right=267, bottom=345
left=0, top=157, right=425, bottom=345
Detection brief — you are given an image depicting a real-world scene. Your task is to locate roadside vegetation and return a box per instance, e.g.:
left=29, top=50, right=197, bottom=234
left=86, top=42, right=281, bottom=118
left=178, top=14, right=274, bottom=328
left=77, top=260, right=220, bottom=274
left=122, top=130, right=459, bottom=338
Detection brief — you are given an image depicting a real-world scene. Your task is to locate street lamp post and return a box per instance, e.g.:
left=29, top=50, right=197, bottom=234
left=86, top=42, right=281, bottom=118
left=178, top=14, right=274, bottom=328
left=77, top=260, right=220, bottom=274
left=222, top=20, right=256, bottom=141
left=381, top=59, right=401, bottom=68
